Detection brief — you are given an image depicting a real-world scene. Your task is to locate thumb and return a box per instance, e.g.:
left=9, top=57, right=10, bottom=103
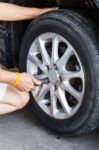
left=32, top=76, right=42, bottom=85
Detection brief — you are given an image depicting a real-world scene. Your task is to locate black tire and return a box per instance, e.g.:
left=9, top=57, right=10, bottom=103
left=20, top=10, right=99, bottom=136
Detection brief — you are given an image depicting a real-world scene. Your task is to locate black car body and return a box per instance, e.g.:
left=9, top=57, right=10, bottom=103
left=0, top=0, right=98, bottom=68
left=0, top=0, right=99, bottom=136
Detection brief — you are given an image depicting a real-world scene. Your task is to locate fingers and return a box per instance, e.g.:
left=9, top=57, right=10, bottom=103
left=47, top=7, right=58, bottom=11
left=50, top=7, right=59, bottom=11
left=32, top=76, right=42, bottom=85
left=29, top=76, right=42, bottom=91
left=16, top=85, right=26, bottom=92
left=17, top=84, right=35, bottom=92
left=15, top=73, right=42, bottom=92
left=41, top=7, right=59, bottom=14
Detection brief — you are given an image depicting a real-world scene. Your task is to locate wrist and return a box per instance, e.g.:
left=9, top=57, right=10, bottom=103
left=11, top=72, right=21, bottom=86
left=0, top=69, right=17, bottom=84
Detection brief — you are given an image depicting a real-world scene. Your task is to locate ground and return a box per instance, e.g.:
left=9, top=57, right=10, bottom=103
left=0, top=105, right=99, bottom=150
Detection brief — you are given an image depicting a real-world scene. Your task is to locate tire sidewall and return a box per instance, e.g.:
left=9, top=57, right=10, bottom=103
left=20, top=17, right=96, bottom=133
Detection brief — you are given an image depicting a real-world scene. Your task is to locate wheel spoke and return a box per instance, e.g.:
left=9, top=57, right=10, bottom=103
left=39, top=101, right=50, bottom=114
left=57, top=45, right=74, bottom=71
left=35, top=73, right=48, bottom=80
left=36, top=38, right=51, bottom=66
left=61, top=70, right=84, bottom=80
left=27, top=33, right=85, bottom=119
left=28, top=53, right=47, bottom=73
left=50, top=85, right=57, bottom=117
left=35, top=84, right=50, bottom=102
left=61, top=81, right=82, bottom=102
left=56, top=86, right=71, bottom=115
left=51, top=36, right=59, bottom=63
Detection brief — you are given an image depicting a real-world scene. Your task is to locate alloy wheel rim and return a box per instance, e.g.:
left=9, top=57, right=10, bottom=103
left=27, top=33, right=85, bottom=119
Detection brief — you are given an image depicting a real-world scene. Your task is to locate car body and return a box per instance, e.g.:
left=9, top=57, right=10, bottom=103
left=0, top=0, right=98, bottom=68
left=0, top=0, right=99, bottom=136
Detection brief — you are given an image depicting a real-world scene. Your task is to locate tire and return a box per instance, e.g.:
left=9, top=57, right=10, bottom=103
left=19, top=10, right=99, bottom=136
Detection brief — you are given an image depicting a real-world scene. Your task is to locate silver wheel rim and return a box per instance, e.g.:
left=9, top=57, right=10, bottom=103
left=27, top=33, right=85, bottom=120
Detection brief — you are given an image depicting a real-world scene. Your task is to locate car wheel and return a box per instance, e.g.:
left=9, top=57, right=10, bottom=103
left=20, top=10, right=99, bottom=136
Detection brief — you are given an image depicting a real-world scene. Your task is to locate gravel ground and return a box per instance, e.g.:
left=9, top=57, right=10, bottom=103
left=0, top=105, right=99, bottom=150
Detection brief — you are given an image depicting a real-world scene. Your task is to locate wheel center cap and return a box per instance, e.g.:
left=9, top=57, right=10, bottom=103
left=48, top=68, right=59, bottom=84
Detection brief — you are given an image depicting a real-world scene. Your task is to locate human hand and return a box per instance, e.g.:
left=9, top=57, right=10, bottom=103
left=16, top=73, right=41, bottom=92
left=40, top=7, right=58, bottom=14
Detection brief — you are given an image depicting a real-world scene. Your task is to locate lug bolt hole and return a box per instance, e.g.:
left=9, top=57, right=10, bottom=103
left=60, top=77, right=62, bottom=82
left=47, top=66, right=50, bottom=70
left=55, top=85, right=57, bottom=90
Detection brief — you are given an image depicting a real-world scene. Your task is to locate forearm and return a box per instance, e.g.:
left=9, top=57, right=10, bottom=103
left=0, top=2, right=43, bottom=21
left=0, top=68, right=16, bottom=84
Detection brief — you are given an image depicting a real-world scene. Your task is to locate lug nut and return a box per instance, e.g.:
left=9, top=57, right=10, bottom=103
left=47, top=65, right=50, bottom=70
left=60, top=77, right=62, bottom=82
left=41, top=79, right=49, bottom=85
left=53, top=64, right=57, bottom=70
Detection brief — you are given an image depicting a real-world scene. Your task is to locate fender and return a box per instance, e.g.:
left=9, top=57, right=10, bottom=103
left=33, top=0, right=97, bottom=9
left=56, top=0, right=99, bottom=8
left=56, top=0, right=85, bottom=8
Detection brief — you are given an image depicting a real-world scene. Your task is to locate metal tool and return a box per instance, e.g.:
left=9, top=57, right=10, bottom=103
left=41, top=79, right=49, bottom=85
left=35, top=76, right=49, bottom=86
